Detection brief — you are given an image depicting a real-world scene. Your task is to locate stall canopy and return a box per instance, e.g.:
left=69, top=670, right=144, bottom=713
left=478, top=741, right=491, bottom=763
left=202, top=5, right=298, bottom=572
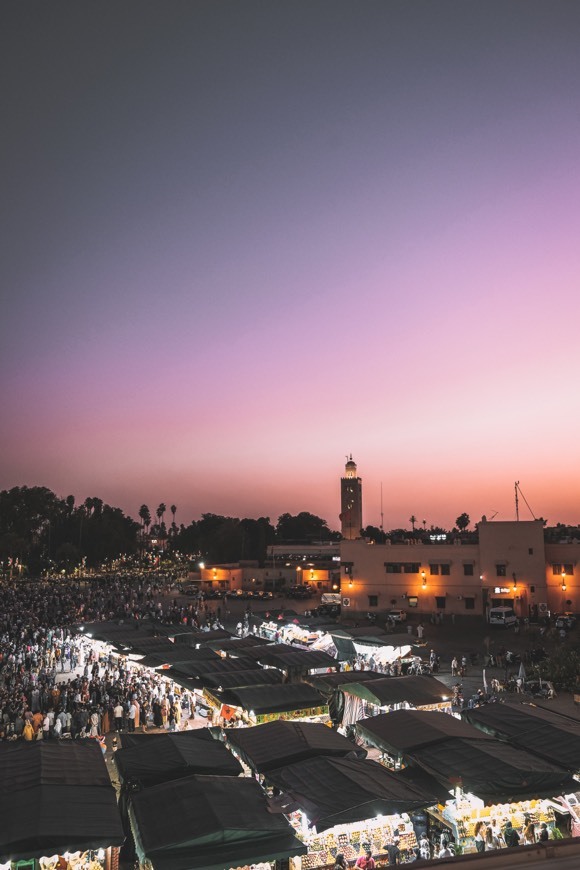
left=341, top=675, right=451, bottom=708
left=167, top=657, right=262, bottom=679
left=137, top=647, right=220, bottom=668
left=114, top=730, right=243, bottom=786
left=197, top=668, right=285, bottom=690
left=408, top=737, right=577, bottom=803
left=330, top=630, right=413, bottom=662
left=209, top=683, right=327, bottom=716
left=463, top=703, right=580, bottom=772
left=265, top=755, right=440, bottom=831
left=256, top=646, right=338, bottom=672
left=129, top=774, right=306, bottom=870
left=203, top=636, right=272, bottom=654
left=303, top=670, right=387, bottom=697
left=0, top=741, right=124, bottom=861
left=225, top=720, right=367, bottom=773
left=356, top=709, right=494, bottom=757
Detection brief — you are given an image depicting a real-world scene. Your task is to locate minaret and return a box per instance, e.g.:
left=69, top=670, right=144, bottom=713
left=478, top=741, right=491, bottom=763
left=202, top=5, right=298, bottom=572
left=340, top=455, right=363, bottom=540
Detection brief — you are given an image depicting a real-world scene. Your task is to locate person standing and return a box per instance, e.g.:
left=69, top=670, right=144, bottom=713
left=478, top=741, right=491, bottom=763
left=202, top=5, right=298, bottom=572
left=503, top=821, right=520, bottom=847
left=538, top=823, right=549, bottom=842
left=355, top=851, right=376, bottom=869
left=113, top=701, right=123, bottom=732
left=523, top=821, right=536, bottom=845
left=474, top=821, right=486, bottom=852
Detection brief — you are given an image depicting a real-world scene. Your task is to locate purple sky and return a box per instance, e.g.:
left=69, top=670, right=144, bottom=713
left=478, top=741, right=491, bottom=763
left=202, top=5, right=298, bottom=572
left=2, top=1, right=580, bottom=531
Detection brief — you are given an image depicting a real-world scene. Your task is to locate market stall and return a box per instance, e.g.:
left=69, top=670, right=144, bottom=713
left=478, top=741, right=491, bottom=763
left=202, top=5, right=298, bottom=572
left=225, top=720, right=366, bottom=774
left=339, top=675, right=453, bottom=726
left=264, top=755, right=439, bottom=868
left=463, top=703, right=580, bottom=773
left=355, top=709, right=493, bottom=769
left=128, top=774, right=307, bottom=870
left=254, top=646, right=338, bottom=679
left=203, top=683, right=329, bottom=726
left=114, top=730, right=242, bottom=787
left=0, top=741, right=124, bottom=865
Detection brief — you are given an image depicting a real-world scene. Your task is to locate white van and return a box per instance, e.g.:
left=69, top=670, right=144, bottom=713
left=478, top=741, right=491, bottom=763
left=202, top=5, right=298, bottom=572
left=489, top=606, right=517, bottom=628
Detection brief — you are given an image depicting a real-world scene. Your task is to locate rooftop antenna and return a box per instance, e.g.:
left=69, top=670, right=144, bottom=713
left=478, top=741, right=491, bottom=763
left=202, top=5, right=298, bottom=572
left=515, top=481, right=537, bottom=521
left=515, top=481, right=519, bottom=521
left=380, top=482, right=384, bottom=532
left=489, top=510, right=499, bottom=521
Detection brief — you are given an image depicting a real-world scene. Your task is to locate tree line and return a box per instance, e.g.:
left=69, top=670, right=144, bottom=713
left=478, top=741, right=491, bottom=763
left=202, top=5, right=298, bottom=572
left=0, top=487, right=339, bottom=572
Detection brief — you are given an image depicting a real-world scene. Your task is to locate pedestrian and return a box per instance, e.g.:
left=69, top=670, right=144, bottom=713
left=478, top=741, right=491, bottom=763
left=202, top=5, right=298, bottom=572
left=113, top=701, right=123, bottom=732
left=417, top=623, right=424, bottom=639
left=355, top=850, right=376, bottom=869
left=503, top=820, right=520, bottom=847
left=384, top=836, right=401, bottom=865
left=451, top=656, right=458, bottom=676
left=474, top=820, right=486, bottom=852
left=333, top=855, right=348, bottom=869
left=523, top=821, right=536, bottom=845
left=538, top=823, right=549, bottom=842
left=438, top=840, right=453, bottom=858
left=485, top=827, right=501, bottom=850
left=419, top=833, right=431, bottom=860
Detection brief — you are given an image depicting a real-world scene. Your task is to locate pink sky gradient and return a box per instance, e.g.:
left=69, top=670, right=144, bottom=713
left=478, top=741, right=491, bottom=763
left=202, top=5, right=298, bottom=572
left=2, top=2, right=580, bottom=531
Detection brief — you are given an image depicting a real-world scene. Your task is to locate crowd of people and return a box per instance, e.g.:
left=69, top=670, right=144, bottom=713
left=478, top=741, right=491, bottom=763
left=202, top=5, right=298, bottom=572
left=0, top=575, right=204, bottom=742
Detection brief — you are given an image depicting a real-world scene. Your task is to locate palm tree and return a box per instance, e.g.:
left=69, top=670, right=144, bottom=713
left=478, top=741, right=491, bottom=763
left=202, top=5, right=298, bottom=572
left=170, top=504, right=177, bottom=536
left=157, top=503, right=166, bottom=527
left=139, top=504, right=151, bottom=533
left=409, top=515, right=417, bottom=532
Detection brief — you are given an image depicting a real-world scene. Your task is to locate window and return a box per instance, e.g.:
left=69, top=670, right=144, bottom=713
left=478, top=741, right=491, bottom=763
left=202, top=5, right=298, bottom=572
left=429, top=564, right=439, bottom=575
left=564, top=564, right=574, bottom=575
left=368, top=595, right=378, bottom=607
left=404, top=563, right=420, bottom=574
left=440, top=564, right=450, bottom=576
left=528, top=548, right=534, bottom=555
left=496, top=564, right=507, bottom=577
left=343, top=563, right=353, bottom=576
left=464, top=597, right=475, bottom=610
left=552, top=564, right=562, bottom=576
left=408, top=596, right=418, bottom=608
left=385, top=563, right=402, bottom=573
left=463, top=564, right=474, bottom=576
left=435, top=596, right=446, bottom=609
left=530, top=585, right=535, bottom=593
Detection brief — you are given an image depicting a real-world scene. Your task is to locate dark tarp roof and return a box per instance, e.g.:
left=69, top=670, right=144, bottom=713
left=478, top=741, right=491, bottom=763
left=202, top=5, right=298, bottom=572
left=225, top=720, right=367, bottom=773
left=200, top=668, right=285, bottom=690
left=204, top=636, right=272, bottom=653
left=330, top=630, right=412, bottom=660
left=120, top=730, right=217, bottom=749
left=408, top=737, right=577, bottom=803
left=462, top=703, right=580, bottom=772
left=136, top=647, right=220, bottom=668
left=168, top=657, right=262, bottom=678
left=303, top=670, right=387, bottom=697
left=209, top=683, right=327, bottom=715
left=129, top=774, right=306, bottom=870
left=256, top=647, right=337, bottom=672
left=356, top=709, right=493, bottom=756
left=265, top=755, right=440, bottom=831
left=0, top=741, right=124, bottom=861
left=114, top=731, right=242, bottom=786
left=79, top=620, right=158, bottom=646
left=341, top=675, right=451, bottom=708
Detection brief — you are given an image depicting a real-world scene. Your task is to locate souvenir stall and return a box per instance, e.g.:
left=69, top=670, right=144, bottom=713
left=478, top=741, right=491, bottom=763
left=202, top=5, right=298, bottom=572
left=203, top=683, right=329, bottom=726
left=351, top=638, right=412, bottom=673
left=0, top=742, right=124, bottom=870
left=264, top=755, right=438, bottom=868
left=254, top=646, right=338, bottom=681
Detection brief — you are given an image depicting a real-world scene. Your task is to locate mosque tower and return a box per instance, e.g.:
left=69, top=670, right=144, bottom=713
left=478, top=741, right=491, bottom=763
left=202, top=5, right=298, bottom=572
left=340, top=455, right=363, bottom=540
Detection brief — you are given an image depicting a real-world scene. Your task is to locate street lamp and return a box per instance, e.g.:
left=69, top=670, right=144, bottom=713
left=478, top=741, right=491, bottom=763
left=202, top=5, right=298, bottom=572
left=421, top=570, right=427, bottom=589
left=561, top=569, right=567, bottom=592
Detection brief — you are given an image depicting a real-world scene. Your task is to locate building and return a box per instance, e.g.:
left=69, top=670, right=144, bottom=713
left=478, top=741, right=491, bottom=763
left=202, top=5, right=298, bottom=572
left=340, top=455, right=363, bottom=540
left=340, top=518, right=578, bottom=618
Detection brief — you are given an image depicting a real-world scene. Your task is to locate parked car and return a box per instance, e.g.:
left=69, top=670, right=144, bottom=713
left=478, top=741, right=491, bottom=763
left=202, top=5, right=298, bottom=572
left=287, top=585, right=314, bottom=599
left=555, top=612, right=576, bottom=629
left=387, top=609, right=407, bottom=623
left=181, top=584, right=201, bottom=597
left=312, top=603, right=341, bottom=618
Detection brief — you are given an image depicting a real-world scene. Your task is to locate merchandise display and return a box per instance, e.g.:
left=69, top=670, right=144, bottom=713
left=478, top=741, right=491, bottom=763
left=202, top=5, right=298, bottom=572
left=443, top=797, right=556, bottom=850
left=289, top=812, right=418, bottom=868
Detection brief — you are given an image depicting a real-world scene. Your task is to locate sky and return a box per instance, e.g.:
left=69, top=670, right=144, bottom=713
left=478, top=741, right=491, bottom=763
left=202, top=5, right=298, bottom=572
left=2, top=1, right=580, bottom=531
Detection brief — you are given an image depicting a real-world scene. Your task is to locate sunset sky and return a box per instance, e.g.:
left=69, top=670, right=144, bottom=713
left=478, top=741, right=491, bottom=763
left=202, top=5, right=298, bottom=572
left=2, top=1, right=580, bottom=531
